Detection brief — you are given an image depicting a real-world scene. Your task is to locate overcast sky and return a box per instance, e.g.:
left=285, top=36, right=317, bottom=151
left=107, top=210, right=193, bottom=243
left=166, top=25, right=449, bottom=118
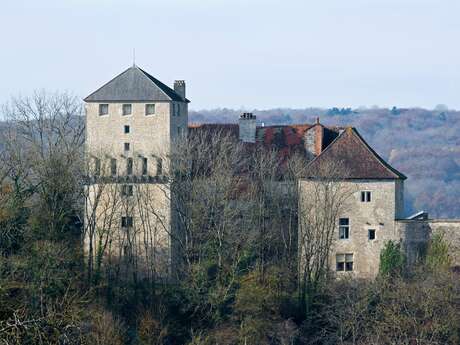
left=1, top=0, right=459, bottom=110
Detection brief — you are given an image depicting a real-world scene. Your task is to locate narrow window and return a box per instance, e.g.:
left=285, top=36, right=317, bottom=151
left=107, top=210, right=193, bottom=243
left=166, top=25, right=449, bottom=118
left=336, top=253, right=354, bottom=272
left=110, top=158, right=117, bottom=176
left=99, top=104, right=109, bottom=116
left=336, top=254, right=345, bottom=271
left=121, top=184, right=133, bottom=197
left=177, top=126, right=182, bottom=136
left=121, top=216, right=133, bottom=228
left=127, top=158, right=133, bottom=175
left=345, top=254, right=354, bottom=271
left=172, top=103, right=176, bottom=116
left=176, top=103, right=180, bottom=116
left=124, top=125, right=130, bottom=134
left=368, top=229, right=376, bottom=240
left=142, top=157, right=148, bottom=175
left=124, top=143, right=130, bottom=151
left=339, top=218, right=349, bottom=239
left=157, top=158, right=163, bottom=176
left=94, top=158, right=101, bottom=176
left=361, top=191, right=371, bottom=202
left=145, top=104, right=155, bottom=116
left=122, top=104, right=132, bottom=116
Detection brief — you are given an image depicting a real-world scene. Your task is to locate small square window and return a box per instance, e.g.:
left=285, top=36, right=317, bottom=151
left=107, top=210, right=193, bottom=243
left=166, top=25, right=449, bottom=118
left=122, top=104, right=132, bottom=116
left=121, top=216, right=133, bottom=228
left=124, top=143, right=130, bottom=151
left=146, top=104, right=155, bottom=116
left=121, top=184, right=133, bottom=197
left=339, top=218, right=349, bottom=239
left=124, top=125, right=130, bottom=134
left=99, top=104, right=109, bottom=116
left=361, top=191, right=371, bottom=202
left=368, top=229, right=376, bottom=240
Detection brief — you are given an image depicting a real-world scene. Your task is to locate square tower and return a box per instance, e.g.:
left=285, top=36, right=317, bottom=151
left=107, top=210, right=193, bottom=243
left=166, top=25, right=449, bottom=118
left=83, top=65, right=189, bottom=281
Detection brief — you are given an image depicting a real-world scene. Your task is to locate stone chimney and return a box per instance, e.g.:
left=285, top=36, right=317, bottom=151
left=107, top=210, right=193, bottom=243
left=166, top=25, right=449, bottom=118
left=304, top=117, right=324, bottom=159
left=238, top=112, right=257, bottom=143
left=174, top=80, right=186, bottom=99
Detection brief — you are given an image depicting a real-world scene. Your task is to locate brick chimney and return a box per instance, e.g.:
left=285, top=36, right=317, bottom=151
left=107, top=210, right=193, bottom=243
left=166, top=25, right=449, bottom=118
left=314, top=118, right=324, bottom=156
left=238, top=112, right=257, bottom=143
left=174, top=80, right=186, bottom=99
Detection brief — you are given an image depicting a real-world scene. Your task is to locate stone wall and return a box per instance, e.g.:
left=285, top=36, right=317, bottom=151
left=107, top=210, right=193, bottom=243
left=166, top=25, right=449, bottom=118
left=84, top=182, right=178, bottom=279
left=299, top=179, right=401, bottom=279
left=396, top=219, right=460, bottom=268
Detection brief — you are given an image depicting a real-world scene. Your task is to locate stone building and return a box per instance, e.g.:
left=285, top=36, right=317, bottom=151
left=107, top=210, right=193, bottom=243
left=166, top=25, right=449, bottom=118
left=84, top=65, right=460, bottom=280
left=84, top=65, right=189, bottom=279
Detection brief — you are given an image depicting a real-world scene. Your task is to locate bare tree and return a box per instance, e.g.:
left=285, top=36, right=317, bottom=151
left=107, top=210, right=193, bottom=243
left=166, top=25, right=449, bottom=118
left=298, top=160, right=357, bottom=313
left=0, top=91, right=85, bottom=240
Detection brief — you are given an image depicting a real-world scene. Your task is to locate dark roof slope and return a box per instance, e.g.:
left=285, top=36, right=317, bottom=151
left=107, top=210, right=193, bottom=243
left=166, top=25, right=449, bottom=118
left=84, top=65, right=189, bottom=103
left=304, top=127, right=406, bottom=180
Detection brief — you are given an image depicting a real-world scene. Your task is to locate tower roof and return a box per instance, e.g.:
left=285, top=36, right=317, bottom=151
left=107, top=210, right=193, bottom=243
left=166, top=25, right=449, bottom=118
left=84, top=65, right=189, bottom=103
left=303, top=127, right=406, bottom=180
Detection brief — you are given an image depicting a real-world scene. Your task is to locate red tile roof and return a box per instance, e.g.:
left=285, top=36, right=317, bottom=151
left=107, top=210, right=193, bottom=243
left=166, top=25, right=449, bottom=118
left=188, top=123, right=405, bottom=180
left=304, top=127, right=406, bottom=180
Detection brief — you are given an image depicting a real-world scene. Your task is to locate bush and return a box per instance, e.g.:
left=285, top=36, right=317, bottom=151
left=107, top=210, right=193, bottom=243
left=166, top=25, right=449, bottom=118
left=379, top=240, right=405, bottom=277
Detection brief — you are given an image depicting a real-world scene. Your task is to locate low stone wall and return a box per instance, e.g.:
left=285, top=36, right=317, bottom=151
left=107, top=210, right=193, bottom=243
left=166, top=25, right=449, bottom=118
left=429, top=220, right=460, bottom=267
left=396, top=219, right=460, bottom=268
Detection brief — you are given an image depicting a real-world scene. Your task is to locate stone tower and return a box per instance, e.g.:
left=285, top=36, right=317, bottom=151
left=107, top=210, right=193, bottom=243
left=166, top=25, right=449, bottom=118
left=83, top=65, right=189, bottom=280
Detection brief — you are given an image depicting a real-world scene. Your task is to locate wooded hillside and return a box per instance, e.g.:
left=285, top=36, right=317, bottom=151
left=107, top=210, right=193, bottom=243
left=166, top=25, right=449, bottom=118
left=191, top=107, right=460, bottom=218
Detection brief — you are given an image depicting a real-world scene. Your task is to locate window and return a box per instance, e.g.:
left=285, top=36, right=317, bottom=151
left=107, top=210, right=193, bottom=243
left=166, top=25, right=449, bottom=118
left=122, top=104, right=132, bottom=116
left=368, top=229, right=376, bottom=240
left=339, top=218, right=349, bottom=239
left=142, top=157, right=148, bottom=175
left=110, top=158, right=117, bottom=176
left=361, top=191, right=371, bottom=202
left=124, top=125, right=130, bottom=134
left=157, top=158, right=163, bottom=176
left=177, top=126, right=182, bottom=136
left=176, top=103, right=180, bottom=116
left=124, top=142, right=130, bottom=151
left=145, top=104, right=155, bottom=116
left=121, top=216, right=133, bottom=228
left=127, top=158, right=133, bottom=175
left=121, top=184, right=133, bottom=197
left=99, top=104, right=108, bottom=116
left=94, top=158, right=101, bottom=176
left=336, top=253, right=354, bottom=272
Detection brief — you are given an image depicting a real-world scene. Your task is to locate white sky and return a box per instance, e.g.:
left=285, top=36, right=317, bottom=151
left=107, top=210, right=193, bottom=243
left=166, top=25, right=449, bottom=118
left=1, top=0, right=459, bottom=110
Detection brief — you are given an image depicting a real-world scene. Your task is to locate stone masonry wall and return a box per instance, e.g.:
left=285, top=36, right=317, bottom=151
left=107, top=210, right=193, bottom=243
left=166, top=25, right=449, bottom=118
left=299, top=179, right=401, bottom=279
left=396, top=219, right=460, bottom=268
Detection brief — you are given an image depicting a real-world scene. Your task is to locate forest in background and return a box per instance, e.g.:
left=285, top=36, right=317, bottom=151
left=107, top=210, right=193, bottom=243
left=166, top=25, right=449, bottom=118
left=0, top=93, right=459, bottom=345
left=190, top=107, right=460, bottom=218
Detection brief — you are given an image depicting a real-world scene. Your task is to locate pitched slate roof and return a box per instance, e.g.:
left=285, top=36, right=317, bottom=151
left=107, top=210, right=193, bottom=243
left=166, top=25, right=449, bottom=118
left=304, top=127, right=406, bottom=180
left=84, top=65, right=189, bottom=103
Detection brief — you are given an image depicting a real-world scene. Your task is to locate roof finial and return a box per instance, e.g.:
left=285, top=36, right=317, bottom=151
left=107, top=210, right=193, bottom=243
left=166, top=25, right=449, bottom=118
left=316, top=117, right=320, bottom=125
left=133, top=48, right=136, bottom=67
